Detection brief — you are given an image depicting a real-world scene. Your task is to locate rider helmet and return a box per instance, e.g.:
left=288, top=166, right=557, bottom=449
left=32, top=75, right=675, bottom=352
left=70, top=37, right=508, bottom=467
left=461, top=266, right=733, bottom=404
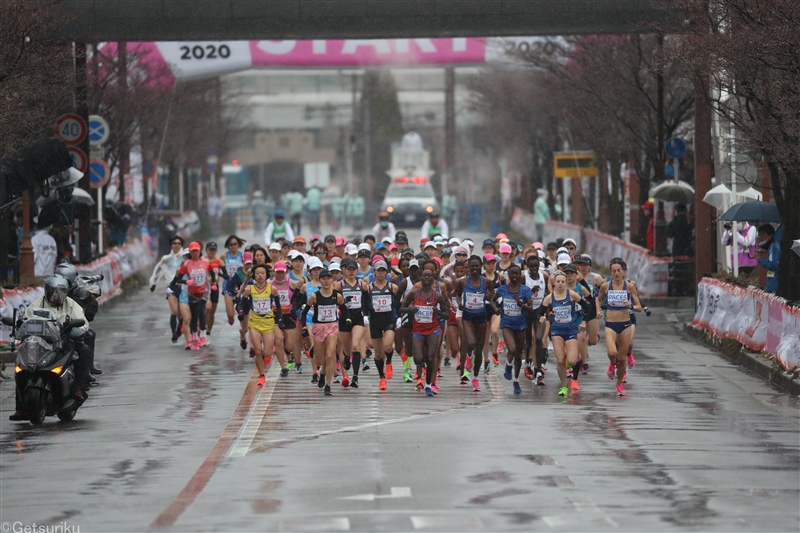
left=54, top=263, right=79, bottom=286
left=44, top=275, right=69, bottom=308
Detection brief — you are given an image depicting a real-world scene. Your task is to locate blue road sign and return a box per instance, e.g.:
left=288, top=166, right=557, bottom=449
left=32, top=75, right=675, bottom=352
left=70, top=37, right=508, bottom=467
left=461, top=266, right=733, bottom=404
left=665, top=137, right=686, bottom=159
left=89, top=159, right=110, bottom=189
left=89, top=115, right=110, bottom=146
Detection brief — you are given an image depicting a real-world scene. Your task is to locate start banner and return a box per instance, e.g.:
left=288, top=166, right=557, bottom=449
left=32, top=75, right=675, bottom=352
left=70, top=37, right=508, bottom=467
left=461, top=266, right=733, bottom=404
left=692, top=278, right=800, bottom=372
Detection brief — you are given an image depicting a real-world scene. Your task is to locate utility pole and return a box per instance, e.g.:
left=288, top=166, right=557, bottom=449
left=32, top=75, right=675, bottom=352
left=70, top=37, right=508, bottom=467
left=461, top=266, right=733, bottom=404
left=654, top=34, right=667, bottom=255
left=118, top=42, right=129, bottom=203
left=443, top=66, right=455, bottom=200
left=364, top=98, right=372, bottom=202
left=75, top=42, right=92, bottom=263
left=694, top=76, right=714, bottom=284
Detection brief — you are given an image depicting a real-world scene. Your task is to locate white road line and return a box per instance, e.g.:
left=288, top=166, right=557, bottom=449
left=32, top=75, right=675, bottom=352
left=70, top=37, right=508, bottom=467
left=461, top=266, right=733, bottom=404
left=227, top=364, right=280, bottom=458
left=410, top=515, right=483, bottom=530
left=279, top=517, right=351, bottom=532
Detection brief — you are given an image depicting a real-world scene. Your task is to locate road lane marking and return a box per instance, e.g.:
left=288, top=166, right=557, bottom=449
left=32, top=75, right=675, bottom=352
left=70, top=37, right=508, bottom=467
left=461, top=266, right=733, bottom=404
left=410, top=515, right=483, bottom=530
left=228, top=364, right=280, bottom=457
left=341, top=487, right=412, bottom=501
left=149, top=368, right=261, bottom=531
left=280, top=517, right=351, bottom=532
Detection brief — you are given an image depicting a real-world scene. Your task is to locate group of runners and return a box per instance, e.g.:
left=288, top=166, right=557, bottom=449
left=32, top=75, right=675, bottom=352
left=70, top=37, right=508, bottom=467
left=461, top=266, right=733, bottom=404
left=149, top=229, right=650, bottom=398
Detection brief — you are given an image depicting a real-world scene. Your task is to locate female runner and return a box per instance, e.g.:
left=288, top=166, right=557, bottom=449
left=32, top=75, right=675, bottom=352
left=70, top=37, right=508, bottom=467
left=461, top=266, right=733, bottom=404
left=539, top=271, right=591, bottom=397
left=301, top=257, right=324, bottom=382
left=242, top=264, right=282, bottom=387
left=496, top=264, right=533, bottom=394
left=204, top=242, right=223, bottom=343
left=368, top=260, right=398, bottom=390
left=222, top=235, right=245, bottom=326
left=455, top=255, right=496, bottom=392
left=595, top=258, right=642, bottom=396
left=271, top=260, right=303, bottom=378
left=396, top=258, right=421, bottom=383
left=336, top=258, right=369, bottom=388
left=482, top=253, right=502, bottom=371
left=149, top=235, right=185, bottom=343
left=445, top=260, right=467, bottom=368
left=301, top=268, right=350, bottom=396
left=523, top=250, right=549, bottom=385
left=563, top=263, right=592, bottom=382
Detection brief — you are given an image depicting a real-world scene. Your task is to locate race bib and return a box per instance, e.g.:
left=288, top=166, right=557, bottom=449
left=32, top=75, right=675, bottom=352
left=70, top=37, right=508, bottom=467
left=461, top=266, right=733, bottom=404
left=190, top=269, right=206, bottom=286
left=226, top=263, right=239, bottom=277
left=503, top=299, right=522, bottom=317
left=345, top=291, right=362, bottom=309
left=416, top=306, right=434, bottom=323
left=554, top=305, right=572, bottom=324
left=372, top=295, right=392, bottom=313
left=318, top=304, right=337, bottom=322
left=607, top=290, right=628, bottom=307
left=464, top=291, right=483, bottom=311
left=253, top=297, right=272, bottom=316
left=277, top=289, right=290, bottom=307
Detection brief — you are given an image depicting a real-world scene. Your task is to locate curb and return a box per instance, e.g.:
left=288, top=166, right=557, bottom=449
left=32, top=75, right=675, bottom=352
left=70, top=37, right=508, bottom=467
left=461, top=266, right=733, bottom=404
left=683, top=323, right=800, bottom=396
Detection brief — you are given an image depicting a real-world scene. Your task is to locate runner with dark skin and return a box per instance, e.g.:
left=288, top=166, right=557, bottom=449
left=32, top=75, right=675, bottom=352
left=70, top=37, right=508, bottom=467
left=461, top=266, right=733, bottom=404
left=455, top=255, right=497, bottom=390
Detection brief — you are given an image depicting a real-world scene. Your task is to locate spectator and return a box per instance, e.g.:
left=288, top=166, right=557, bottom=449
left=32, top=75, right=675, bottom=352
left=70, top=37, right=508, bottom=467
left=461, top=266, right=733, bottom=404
left=666, top=204, right=693, bottom=257
left=305, top=185, right=322, bottom=233
left=264, top=210, right=295, bottom=244
left=346, top=193, right=365, bottom=232
left=371, top=212, right=396, bottom=241
left=31, top=222, right=58, bottom=277
left=285, top=188, right=304, bottom=232
left=442, top=191, right=458, bottom=229
left=641, top=201, right=655, bottom=252
left=721, top=221, right=758, bottom=275
left=755, top=224, right=779, bottom=293
left=208, top=195, right=223, bottom=238
left=533, top=189, right=550, bottom=243
left=250, top=191, right=267, bottom=234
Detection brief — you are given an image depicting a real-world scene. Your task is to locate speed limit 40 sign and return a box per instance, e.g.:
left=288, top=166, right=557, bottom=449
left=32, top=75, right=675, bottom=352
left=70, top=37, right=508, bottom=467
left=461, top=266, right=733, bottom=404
left=55, top=113, right=87, bottom=146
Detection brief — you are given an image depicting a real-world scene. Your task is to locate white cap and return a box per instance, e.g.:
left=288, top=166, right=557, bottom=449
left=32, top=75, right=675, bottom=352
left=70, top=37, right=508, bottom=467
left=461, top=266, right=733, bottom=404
left=423, top=241, right=437, bottom=249
left=329, top=261, right=342, bottom=271
left=269, top=242, right=281, bottom=251
left=453, top=246, right=468, bottom=255
left=288, top=250, right=303, bottom=260
left=462, top=239, right=474, bottom=249
left=408, top=259, right=420, bottom=268
left=563, top=238, right=577, bottom=247
left=307, top=257, right=324, bottom=270
left=358, top=243, right=372, bottom=253
left=556, top=246, right=569, bottom=255
left=557, top=253, right=572, bottom=265
left=448, top=237, right=461, bottom=245
left=537, top=249, right=546, bottom=259
left=381, top=236, right=393, bottom=243
left=345, top=243, right=358, bottom=255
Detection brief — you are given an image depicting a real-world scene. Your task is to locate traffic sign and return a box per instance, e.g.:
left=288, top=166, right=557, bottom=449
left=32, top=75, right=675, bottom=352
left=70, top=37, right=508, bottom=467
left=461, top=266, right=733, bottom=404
left=143, top=160, right=156, bottom=180
left=665, top=137, right=686, bottom=159
left=90, top=145, right=106, bottom=159
left=68, top=146, right=88, bottom=173
left=89, top=115, right=110, bottom=146
left=55, top=113, right=87, bottom=146
left=89, top=159, right=110, bottom=189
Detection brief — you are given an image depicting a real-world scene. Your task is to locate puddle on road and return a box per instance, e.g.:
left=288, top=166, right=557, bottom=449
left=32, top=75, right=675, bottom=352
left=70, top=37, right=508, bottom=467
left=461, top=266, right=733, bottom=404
left=468, top=487, right=529, bottom=505
left=468, top=470, right=513, bottom=483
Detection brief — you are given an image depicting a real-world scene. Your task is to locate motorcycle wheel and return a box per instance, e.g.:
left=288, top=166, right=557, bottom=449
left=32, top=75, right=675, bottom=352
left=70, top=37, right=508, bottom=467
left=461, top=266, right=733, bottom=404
left=25, top=388, right=47, bottom=426
left=57, top=405, right=77, bottom=422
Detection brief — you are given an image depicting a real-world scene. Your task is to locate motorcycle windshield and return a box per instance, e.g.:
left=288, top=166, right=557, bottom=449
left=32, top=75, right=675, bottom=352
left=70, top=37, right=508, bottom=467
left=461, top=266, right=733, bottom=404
left=17, top=337, right=55, bottom=368
left=19, top=319, right=61, bottom=344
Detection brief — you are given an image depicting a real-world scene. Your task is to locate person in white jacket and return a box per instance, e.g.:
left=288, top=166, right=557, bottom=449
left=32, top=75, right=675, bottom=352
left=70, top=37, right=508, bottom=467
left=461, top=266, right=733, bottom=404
left=371, top=212, right=396, bottom=242
left=149, top=236, right=186, bottom=342
left=420, top=211, right=449, bottom=240
left=264, top=210, right=295, bottom=245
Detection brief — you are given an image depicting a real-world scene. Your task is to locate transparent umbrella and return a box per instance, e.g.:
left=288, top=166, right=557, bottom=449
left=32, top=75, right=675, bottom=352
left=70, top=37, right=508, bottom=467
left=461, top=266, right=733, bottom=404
left=650, top=180, right=695, bottom=204
left=702, top=183, right=732, bottom=211
left=792, top=239, right=800, bottom=257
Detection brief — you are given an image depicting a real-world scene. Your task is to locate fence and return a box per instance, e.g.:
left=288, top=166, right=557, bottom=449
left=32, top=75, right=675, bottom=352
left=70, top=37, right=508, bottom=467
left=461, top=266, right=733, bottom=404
left=692, top=277, right=800, bottom=372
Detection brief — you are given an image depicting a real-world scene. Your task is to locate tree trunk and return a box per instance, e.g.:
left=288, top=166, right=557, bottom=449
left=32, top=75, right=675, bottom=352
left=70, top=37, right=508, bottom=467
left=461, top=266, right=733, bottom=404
left=771, top=162, right=800, bottom=301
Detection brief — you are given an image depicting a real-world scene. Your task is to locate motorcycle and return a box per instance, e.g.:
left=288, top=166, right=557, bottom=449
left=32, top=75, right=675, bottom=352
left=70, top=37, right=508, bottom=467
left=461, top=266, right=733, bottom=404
left=2, top=310, right=86, bottom=425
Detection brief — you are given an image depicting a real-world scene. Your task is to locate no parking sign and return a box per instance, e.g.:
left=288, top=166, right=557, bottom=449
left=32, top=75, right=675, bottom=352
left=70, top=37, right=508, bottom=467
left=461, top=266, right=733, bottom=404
left=89, top=159, right=110, bottom=189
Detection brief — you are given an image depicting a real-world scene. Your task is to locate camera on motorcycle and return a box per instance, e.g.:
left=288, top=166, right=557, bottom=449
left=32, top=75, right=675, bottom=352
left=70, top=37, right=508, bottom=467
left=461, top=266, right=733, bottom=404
left=69, top=318, right=86, bottom=329
left=1, top=316, right=14, bottom=327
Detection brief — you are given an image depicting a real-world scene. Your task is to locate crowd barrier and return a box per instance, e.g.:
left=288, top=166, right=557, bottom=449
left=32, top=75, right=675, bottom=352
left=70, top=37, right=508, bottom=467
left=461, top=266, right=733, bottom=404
left=693, top=278, right=800, bottom=372
left=0, top=239, right=155, bottom=343
left=510, top=208, right=668, bottom=297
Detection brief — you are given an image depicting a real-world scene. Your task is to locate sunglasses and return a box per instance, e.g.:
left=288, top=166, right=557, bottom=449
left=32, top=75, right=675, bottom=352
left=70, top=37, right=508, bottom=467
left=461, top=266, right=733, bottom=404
left=455, top=253, right=467, bottom=257
left=171, top=241, right=182, bottom=246
left=315, top=251, right=326, bottom=255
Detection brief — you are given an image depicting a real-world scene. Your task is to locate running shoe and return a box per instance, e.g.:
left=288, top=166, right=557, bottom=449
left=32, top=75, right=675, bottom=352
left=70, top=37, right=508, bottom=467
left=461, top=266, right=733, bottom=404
left=492, top=352, right=500, bottom=366
left=581, top=362, right=590, bottom=374
left=172, top=333, right=179, bottom=344
left=249, top=347, right=256, bottom=358
left=403, top=356, right=411, bottom=371
left=437, top=369, right=442, bottom=378
left=185, top=342, right=192, bottom=351
left=350, top=376, right=359, bottom=388
left=379, top=378, right=387, bottom=390
left=524, top=365, right=534, bottom=380
left=287, top=362, right=295, bottom=371
left=191, top=339, right=201, bottom=351
left=431, top=384, right=438, bottom=395
left=536, top=372, right=545, bottom=386
left=513, top=382, right=522, bottom=395
left=365, top=347, right=374, bottom=358
left=497, top=340, right=506, bottom=354
left=386, top=363, right=394, bottom=379
left=318, top=374, right=326, bottom=388
left=199, top=336, right=209, bottom=347
left=280, top=368, right=289, bottom=378
left=444, top=357, right=451, bottom=367
left=570, top=380, right=580, bottom=391
left=416, top=378, right=424, bottom=390
left=333, top=373, right=341, bottom=383
left=622, top=372, right=627, bottom=383
left=336, top=361, right=341, bottom=372
left=343, top=356, right=351, bottom=371
left=484, top=362, right=491, bottom=375
left=456, top=362, right=463, bottom=372
left=362, top=359, right=370, bottom=371
left=472, top=378, right=481, bottom=392
left=265, top=356, right=273, bottom=366
left=324, top=385, right=332, bottom=396
left=616, top=383, right=626, bottom=396
left=400, top=349, right=409, bottom=362
left=558, top=386, right=568, bottom=397
left=295, top=364, right=303, bottom=374
left=606, top=362, right=616, bottom=380
left=311, top=373, right=319, bottom=384
left=425, top=385, right=434, bottom=397
left=504, top=362, right=513, bottom=381
left=240, top=337, right=248, bottom=350
left=461, top=371, right=470, bottom=384
left=543, top=348, right=549, bottom=365
left=257, top=375, right=266, bottom=387
left=627, top=353, right=636, bottom=368
left=341, top=376, right=350, bottom=388
left=465, top=357, right=473, bottom=371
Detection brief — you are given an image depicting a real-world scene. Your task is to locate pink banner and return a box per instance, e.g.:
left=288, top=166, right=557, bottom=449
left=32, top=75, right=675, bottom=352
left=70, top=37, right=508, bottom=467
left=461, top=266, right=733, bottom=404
left=250, top=38, right=486, bottom=67
left=766, top=296, right=784, bottom=355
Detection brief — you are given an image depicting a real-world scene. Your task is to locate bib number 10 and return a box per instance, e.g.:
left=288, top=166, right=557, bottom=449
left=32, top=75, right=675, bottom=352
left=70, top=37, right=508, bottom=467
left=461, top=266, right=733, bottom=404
left=180, top=44, right=231, bottom=60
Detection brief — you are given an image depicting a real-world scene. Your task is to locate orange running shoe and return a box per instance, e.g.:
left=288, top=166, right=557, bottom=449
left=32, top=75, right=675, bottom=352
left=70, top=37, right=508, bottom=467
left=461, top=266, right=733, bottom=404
left=492, top=352, right=500, bottom=366
left=379, top=378, right=387, bottom=390
left=341, top=376, right=350, bottom=388
left=570, top=380, right=580, bottom=391
left=264, top=356, right=272, bottom=366
left=386, top=362, right=394, bottom=379
left=257, top=375, right=266, bottom=387
left=416, top=378, right=424, bottom=390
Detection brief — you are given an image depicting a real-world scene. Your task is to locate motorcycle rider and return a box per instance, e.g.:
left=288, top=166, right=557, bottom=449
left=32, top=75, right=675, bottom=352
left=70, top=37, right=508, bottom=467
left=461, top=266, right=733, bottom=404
left=9, top=276, right=91, bottom=421
left=54, top=263, right=102, bottom=380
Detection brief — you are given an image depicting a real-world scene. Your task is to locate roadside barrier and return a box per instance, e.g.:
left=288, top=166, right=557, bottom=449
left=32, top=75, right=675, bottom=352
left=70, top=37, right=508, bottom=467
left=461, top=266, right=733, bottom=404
left=693, top=277, right=800, bottom=372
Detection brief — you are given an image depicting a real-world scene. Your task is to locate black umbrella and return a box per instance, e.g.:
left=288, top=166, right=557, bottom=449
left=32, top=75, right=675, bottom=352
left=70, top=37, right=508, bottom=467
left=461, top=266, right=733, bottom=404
left=719, top=201, right=781, bottom=223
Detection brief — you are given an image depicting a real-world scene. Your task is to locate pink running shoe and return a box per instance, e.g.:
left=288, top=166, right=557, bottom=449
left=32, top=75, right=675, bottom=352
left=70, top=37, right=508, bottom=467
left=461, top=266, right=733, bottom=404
left=191, top=339, right=201, bottom=351
left=622, top=372, right=628, bottom=383
left=472, top=378, right=481, bottom=392
left=627, top=353, right=636, bottom=368
left=199, top=336, right=209, bottom=347
left=616, top=383, right=626, bottom=396
left=465, top=357, right=474, bottom=372
left=606, top=362, right=616, bottom=380
left=431, top=384, right=438, bottom=395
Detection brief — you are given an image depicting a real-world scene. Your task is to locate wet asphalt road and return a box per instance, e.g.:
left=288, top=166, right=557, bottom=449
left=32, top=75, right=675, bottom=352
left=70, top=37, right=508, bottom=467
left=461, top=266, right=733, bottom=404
left=1, top=232, right=799, bottom=532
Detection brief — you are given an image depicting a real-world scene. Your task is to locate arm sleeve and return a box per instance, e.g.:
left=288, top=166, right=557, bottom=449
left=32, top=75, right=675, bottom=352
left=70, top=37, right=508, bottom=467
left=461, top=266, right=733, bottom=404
left=300, top=303, right=311, bottom=324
